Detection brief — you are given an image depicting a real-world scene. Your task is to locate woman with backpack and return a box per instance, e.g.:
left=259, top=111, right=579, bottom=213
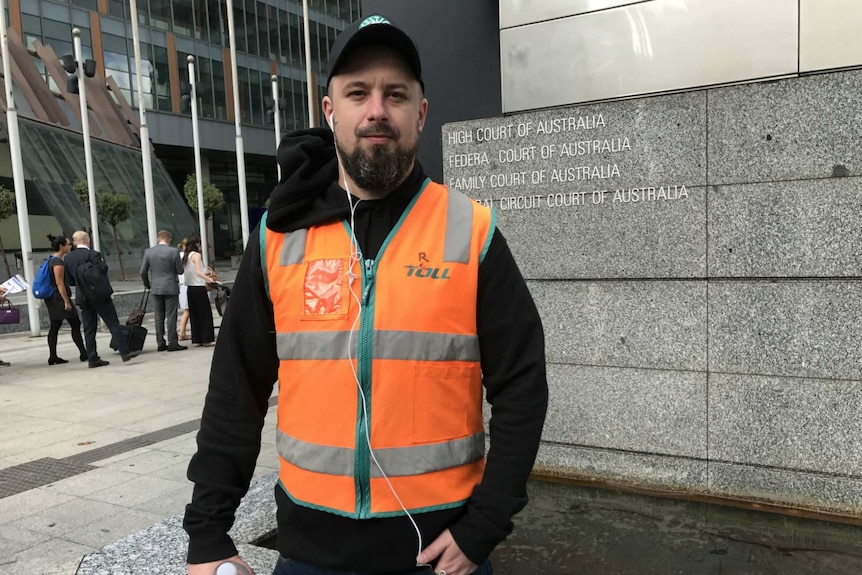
left=44, top=234, right=86, bottom=364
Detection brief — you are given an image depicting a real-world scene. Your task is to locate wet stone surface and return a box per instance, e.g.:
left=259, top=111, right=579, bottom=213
left=489, top=478, right=862, bottom=574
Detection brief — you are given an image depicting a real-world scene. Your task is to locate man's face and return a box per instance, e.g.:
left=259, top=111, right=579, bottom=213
left=323, top=45, right=427, bottom=193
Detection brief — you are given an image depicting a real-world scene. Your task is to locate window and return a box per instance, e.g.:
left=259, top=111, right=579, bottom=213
left=22, top=14, right=41, bottom=51
left=243, top=0, right=258, bottom=56
left=173, top=0, right=194, bottom=37
left=193, top=0, right=208, bottom=42
left=108, top=0, right=125, bottom=19
left=231, top=1, right=246, bottom=52
left=207, top=0, right=224, bottom=45
left=268, top=6, right=280, bottom=61
left=153, top=45, right=172, bottom=112
left=149, top=0, right=172, bottom=31
left=288, top=12, right=302, bottom=67
left=257, top=1, right=270, bottom=60
left=212, top=58, right=227, bottom=120
left=197, top=56, right=215, bottom=119
left=249, top=68, right=263, bottom=126
left=71, top=0, right=98, bottom=10
left=237, top=66, right=250, bottom=124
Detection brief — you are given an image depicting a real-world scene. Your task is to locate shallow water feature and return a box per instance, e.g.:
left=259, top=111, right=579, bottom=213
left=257, top=477, right=862, bottom=574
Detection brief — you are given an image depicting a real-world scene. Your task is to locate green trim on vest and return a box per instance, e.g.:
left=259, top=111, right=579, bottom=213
left=259, top=211, right=270, bottom=299
left=278, top=479, right=468, bottom=519
left=347, top=178, right=430, bottom=518
left=479, top=209, right=496, bottom=265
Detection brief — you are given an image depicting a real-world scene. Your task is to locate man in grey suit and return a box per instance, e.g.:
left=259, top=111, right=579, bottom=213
left=140, top=230, right=187, bottom=352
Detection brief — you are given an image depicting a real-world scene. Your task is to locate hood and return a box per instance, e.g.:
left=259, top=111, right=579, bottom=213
left=266, top=127, right=345, bottom=233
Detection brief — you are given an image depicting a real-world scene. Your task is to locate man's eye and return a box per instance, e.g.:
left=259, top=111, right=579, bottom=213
left=388, top=92, right=406, bottom=100
left=348, top=90, right=365, bottom=98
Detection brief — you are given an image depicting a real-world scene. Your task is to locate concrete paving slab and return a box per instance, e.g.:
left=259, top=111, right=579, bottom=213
left=101, top=448, right=189, bottom=476
left=40, top=468, right=140, bottom=497
left=8, top=498, right=131, bottom=539
left=0, top=488, right=75, bottom=526
left=87, top=476, right=190, bottom=509
left=0, top=537, right=93, bottom=575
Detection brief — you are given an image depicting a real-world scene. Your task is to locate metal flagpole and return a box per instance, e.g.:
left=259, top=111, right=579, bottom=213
left=187, top=56, right=208, bottom=269
left=271, top=74, right=281, bottom=181
left=128, top=0, right=157, bottom=246
left=0, top=0, right=39, bottom=336
left=302, top=0, right=315, bottom=128
left=225, top=0, right=249, bottom=247
left=72, top=28, right=100, bottom=253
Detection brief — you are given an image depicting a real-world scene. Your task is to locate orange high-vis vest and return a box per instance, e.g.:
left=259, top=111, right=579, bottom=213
left=260, top=179, right=496, bottom=518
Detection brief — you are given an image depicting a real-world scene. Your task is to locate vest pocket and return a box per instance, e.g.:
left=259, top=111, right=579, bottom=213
left=413, top=363, right=473, bottom=444
left=301, top=258, right=349, bottom=320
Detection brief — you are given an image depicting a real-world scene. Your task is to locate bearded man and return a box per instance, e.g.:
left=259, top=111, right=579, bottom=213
left=184, top=15, right=548, bottom=575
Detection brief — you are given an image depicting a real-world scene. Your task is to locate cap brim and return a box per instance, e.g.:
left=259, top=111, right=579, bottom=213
left=329, top=25, right=423, bottom=90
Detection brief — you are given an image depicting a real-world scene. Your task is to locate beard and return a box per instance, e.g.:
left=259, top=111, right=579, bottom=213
left=336, top=124, right=418, bottom=193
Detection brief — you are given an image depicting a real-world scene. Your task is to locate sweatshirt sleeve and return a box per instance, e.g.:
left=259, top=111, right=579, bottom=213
left=448, top=229, right=549, bottom=565
left=183, top=225, right=280, bottom=564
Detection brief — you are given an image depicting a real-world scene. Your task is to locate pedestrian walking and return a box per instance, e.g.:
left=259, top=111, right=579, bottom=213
left=43, top=234, right=87, bottom=364
left=64, top=231, right=139, bottom=367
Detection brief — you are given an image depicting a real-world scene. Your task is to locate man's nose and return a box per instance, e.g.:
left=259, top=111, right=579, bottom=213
left=364, top=92, right=390, bottom=123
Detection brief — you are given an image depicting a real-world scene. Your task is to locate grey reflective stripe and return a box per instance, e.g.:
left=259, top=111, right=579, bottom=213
left=276, top=430, right=485, bottom=478
left=277, top=431, right=354, bottom=476
left=374, top=330, right=480, bottom=362
left=370, top=432, right=485, bottom=478
left=280, top=229, right=307, bottom=266
left=277, top=330, right=357, bottom=360
left=443, top=191, right=473, bottom=264
left=276, top=330, right=479, bottom=362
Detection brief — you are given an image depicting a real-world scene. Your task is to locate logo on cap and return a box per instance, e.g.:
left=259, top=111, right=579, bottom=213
left=359, top=15, right=390, bottom=28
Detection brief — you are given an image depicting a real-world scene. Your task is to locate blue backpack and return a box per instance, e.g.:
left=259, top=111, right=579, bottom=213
left=32, top=256, right=57, bottom=300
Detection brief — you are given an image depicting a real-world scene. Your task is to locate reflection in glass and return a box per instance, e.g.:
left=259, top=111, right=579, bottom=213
left=17, top=118, right=197, bottom=257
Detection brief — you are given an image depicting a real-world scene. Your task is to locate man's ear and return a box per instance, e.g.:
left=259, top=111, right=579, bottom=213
left=417, top=98, right=428, bottom=133
left=322, top=96, right=334, bottom=129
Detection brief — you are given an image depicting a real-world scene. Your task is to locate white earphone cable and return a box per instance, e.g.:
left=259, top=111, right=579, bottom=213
left=333, top=117, right=431, bottom=569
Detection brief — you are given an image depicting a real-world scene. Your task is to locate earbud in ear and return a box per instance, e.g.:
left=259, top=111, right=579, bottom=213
left=328, top=113, right=334, bottom=131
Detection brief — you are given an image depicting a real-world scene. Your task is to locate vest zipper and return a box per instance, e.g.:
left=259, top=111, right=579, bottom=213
left=356, top=257, right=375, bottom=518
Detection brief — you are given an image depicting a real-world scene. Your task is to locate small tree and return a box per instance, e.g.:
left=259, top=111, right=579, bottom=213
left=183, top=175, right=225, bottom=223
left=73, top=180, right=90, bottom=207
left=0, top=186, right=15, bottom=278
left=96, top=190, right=131, bottom=280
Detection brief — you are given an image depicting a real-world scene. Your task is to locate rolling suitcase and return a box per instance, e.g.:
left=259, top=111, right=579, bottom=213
left=110, top=324, right=148, bottom=352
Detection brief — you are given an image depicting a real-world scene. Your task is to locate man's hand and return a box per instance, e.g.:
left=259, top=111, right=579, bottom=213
left=418, top=529, right=478, bottom=575
left=188, top=556, right=255, bottom=575
left=64, top=300, right=72, bottom=312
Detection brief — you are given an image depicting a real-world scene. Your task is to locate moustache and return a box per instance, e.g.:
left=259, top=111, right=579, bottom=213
left=357, top=124, right=398, bottom=139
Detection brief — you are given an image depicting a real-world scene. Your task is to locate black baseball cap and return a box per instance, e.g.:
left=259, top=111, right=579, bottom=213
left=327, top=15, right=424, bottom=92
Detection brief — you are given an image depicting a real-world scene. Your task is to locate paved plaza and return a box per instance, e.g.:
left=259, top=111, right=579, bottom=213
left=0, top=276, right=277, bottom=574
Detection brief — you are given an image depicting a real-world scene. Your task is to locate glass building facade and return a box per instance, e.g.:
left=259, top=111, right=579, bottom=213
left=20, top=0, right=358, bottom=128
left=10, top=0, right=359, bottom=257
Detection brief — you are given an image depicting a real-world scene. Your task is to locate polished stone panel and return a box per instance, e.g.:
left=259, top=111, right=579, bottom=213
left=709, top=462, right=862, bottom=515
left=708, top=178, right=862, bottom=278
left=532, top=280, right=707, bottom=371
left=709, top=373, right=862, bottom=476
left=708, top=70, right=862, bottom=184
left=535, top=442, right=709, bottom=492
left=708, top=280, right=862, bottom=381
left=544, top=364, right=707, bottom=458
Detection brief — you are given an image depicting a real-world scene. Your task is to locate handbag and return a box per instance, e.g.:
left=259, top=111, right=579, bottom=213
left=0, top=300, right=20, bottom=324
left=205, top=267, right=219, bottom=292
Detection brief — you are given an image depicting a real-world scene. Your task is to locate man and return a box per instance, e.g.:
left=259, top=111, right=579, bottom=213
left=64, top=231, right=138, bottom=367
left=184, top=16, right=548, bottom=575
left=140, top=229, right=186, bottom=352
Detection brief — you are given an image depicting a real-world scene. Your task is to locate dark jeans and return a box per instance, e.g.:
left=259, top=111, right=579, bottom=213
left=272, top=556, right=493, bottom=575
left=80, top=298, right=129, bottom=360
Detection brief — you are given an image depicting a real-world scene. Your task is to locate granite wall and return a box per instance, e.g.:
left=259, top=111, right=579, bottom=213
left=442, top=69, right=862, bottom=516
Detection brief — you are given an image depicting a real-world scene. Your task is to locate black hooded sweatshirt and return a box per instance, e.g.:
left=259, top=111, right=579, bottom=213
left=183, top=128, right=548, bottom=572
